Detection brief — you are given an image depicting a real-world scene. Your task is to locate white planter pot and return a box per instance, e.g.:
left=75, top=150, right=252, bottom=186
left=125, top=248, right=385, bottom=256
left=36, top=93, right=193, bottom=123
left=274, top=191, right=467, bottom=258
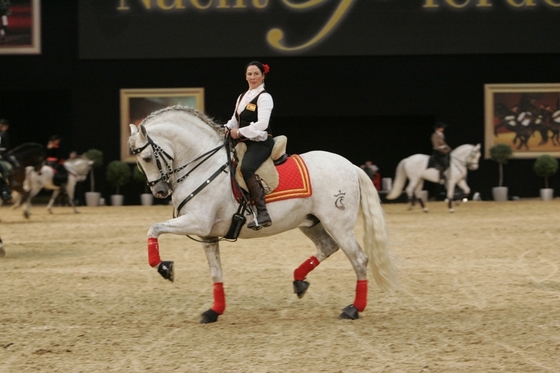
left=492, top=186, right=508, bottom=202
left=540, top=188, right=554, bottom=201
left=111, top=194, right=124, bottom=206
left=140, top=193, right=153, bottom=206
left=85, top=192, right=101, bottom=207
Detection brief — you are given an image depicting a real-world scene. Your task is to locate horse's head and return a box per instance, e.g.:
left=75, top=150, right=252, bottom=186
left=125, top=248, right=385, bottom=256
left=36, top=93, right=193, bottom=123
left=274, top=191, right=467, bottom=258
left=65, top=156, right=94, bottom=181
left=129, top=123, right=174, bottom=199
left=466, top=144, right=481, bottom=170
left=128, top=105, right=226, bottom=200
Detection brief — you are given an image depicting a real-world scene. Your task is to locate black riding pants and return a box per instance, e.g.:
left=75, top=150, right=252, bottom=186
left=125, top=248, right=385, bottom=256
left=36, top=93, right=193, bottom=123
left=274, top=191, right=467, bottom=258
left=240, top=137, right=274, bottom=180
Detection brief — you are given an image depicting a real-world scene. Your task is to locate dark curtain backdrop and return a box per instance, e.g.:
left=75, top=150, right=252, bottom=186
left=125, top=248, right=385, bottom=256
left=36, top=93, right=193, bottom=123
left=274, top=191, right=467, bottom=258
left=1, top=2, right=559, bottom=203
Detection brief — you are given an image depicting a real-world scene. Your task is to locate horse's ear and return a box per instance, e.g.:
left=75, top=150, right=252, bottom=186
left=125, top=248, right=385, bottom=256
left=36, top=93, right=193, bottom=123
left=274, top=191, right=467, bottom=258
left=475, top=143, right=481, bottom=150
left=129, top=124, right=138, bottom=135
left=138, top=124, right=148, bottom=142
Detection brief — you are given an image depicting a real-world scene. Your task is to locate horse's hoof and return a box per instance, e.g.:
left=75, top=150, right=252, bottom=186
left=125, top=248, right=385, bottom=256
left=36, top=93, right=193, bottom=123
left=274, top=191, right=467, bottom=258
left=200, top=309, right=220, bottom=324
left=157, top=261, right=174, bottom=282
left=339, top=304, right=359, bottom=320
left=23, top=211, right=30, bottom=219
left=423, top=208, right=429, bottom=213
left=449, top=209, right=455, bottom=213
left=293, top=280, right=310, bottom=299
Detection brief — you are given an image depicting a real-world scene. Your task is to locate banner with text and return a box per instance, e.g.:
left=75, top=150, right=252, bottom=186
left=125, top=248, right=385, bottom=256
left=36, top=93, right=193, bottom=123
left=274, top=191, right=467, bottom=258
left=79, top=0, right=560, bottom=59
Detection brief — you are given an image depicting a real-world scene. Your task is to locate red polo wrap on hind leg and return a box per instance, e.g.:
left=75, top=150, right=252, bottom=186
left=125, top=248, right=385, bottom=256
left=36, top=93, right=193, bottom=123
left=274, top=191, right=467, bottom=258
left=211, top=282, right=226, bottom=315
left=147, top=237, right=161, bottom=267
left=294, top=256, right=320, bottom=281
left=354, top=279, right=368, bottom=312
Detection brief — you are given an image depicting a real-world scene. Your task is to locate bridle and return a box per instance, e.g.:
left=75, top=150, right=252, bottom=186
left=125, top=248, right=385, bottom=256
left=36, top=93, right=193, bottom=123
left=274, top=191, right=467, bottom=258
left=130, top=134, right=231, bottom=215
left=451, top=146, right=480, bottom=170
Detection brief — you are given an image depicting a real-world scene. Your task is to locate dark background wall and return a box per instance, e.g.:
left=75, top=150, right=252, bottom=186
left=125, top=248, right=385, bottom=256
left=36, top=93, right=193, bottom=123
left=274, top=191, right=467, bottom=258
left=1, top=2, right=559, bottom=204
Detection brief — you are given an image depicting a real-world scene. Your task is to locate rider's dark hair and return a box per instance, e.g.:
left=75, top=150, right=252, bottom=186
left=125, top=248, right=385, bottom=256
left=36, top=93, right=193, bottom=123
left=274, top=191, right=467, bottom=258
left=245, top=61, right=270, bottom=75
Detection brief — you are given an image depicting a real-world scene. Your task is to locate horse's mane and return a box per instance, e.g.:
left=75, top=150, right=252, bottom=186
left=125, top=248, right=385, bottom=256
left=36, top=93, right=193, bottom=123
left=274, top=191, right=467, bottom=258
left=10, top=142, right=46, bottom=159
left=140, top=105, right=224, bottom=135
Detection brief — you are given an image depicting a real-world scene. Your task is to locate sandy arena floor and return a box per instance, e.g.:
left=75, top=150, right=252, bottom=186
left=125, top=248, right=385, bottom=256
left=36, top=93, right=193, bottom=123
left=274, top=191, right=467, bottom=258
left=0, top=199, right=559, bottom=372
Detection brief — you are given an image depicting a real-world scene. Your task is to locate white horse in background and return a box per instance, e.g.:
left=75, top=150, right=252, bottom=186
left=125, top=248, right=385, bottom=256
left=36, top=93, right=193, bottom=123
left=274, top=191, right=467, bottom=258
left=19, top=156, right=93, bottom=218
left=386, top=144, right=481, bottom=213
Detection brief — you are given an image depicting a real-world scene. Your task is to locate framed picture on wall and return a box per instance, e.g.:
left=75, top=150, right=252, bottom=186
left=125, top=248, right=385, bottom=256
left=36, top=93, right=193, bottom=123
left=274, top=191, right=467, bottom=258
left=484, top=83, right=560, bottom=159
left=0, top=0, right=41, bottom=55
left=120, top=87, right=205, bottom=162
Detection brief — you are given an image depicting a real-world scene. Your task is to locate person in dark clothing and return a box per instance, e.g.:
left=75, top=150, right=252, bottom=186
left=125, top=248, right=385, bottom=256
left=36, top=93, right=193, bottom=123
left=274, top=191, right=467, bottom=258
left=431, top=122, right=452, bottom=182
left=0, top=119, right=15, bottom=201
left=0, top=119, right=18, bottom=169
left=0, top=0, right=10, bottom=41
left=224, top=60, right=274, bottom=230
left=46, top=135, right=68, bottom=185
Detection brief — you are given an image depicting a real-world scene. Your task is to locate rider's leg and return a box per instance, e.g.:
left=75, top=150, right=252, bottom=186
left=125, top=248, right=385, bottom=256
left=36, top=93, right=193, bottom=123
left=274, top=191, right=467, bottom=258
left=0, top=174, right=12, bottom=202
left=241, top=139, right=273, bottom=230
left=245, top=174, right=272, bottom=229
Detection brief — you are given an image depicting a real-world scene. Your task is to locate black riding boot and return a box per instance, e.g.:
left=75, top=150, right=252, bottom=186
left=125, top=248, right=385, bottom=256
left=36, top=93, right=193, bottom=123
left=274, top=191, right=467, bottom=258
left=0, top=177, right=12, bottom=202
left=246, top=174, right=272, bottom=230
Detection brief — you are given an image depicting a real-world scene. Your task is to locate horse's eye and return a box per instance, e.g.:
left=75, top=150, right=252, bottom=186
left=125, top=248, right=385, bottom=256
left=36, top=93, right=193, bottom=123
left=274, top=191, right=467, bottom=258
left=143, top=156, right=152, bottom=163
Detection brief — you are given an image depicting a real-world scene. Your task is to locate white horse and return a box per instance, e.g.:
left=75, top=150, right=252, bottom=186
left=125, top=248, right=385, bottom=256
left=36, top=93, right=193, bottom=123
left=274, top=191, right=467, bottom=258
left=386, top=144, right=481, bottom=213
left=19, top=156, right=93, bottom=218
left=128, top=105, right=397, bottom=323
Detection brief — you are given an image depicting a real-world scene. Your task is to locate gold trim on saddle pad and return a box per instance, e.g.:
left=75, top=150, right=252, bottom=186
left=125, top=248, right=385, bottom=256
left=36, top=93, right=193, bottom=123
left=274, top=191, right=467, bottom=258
left=265, top=154, right=312, bottom=203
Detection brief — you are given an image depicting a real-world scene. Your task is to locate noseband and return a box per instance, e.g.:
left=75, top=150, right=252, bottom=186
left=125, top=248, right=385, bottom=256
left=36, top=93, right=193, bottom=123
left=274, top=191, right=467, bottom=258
left=451, top=147, right=479, bottom=169
left=130, top=134, right=230, bottom=214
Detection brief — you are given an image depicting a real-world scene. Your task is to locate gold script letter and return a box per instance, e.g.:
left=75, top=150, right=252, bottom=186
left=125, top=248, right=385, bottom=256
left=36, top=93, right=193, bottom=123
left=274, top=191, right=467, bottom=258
left=544, top=0, right=560, bottom=6
left=267, top=0, right=355, bottom=52
left=506, top=0, right=536, bottom=6
left=117, top=0, right=152, bottom=9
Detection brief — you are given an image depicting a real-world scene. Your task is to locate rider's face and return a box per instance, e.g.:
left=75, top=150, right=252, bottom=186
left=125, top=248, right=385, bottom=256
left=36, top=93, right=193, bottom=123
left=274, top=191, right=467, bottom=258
left=246, top=65, right=264, bottom=90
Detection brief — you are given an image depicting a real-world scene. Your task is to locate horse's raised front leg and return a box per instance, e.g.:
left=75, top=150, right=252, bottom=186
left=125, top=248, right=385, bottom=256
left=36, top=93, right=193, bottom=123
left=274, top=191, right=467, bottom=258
left=295, top=222, right=340, bottom=299
left=456, top=179, right=470, bottom=203
left=146, top=215, right=224, bottom=323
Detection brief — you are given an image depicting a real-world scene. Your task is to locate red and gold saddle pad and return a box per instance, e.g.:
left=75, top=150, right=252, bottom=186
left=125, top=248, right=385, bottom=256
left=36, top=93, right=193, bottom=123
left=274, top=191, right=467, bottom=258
left=265, top=154, right=312, bottom=203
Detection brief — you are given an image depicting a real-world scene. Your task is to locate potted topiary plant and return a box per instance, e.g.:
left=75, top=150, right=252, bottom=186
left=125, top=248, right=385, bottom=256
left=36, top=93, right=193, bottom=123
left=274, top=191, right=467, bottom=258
left=83, top=148, right=104, bottom=207
left=489, top=143, right=512, bottom=201
left=132, top=165, right=153, bottom=206
left=106, top=160, right=131, bottom=206
left=533, top=154, right=558, bottom=201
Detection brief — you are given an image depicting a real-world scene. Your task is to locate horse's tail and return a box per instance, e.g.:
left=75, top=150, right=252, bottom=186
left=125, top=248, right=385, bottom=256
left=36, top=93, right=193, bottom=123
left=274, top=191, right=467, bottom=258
left=357, top=166, right=398, bottom=291
left=385, top=159, right=407, bottom=200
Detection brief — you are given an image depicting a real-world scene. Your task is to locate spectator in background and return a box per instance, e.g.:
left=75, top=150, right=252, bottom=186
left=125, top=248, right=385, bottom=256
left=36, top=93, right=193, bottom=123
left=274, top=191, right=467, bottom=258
left=360, top=160, right=379, bottom=181
left=0, top=119, right=18, bottom=170
left=0, top=0, right=10, bottom=41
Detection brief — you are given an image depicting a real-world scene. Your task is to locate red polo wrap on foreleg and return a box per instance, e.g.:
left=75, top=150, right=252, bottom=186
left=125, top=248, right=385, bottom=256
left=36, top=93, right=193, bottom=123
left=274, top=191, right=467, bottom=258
left=294, top=256, right=320, bottom=281
left=147, top=237, right=161, bottom=267
left=354, top=279, right=368, bottom=312
left=211, top=282, right=226, bottom=315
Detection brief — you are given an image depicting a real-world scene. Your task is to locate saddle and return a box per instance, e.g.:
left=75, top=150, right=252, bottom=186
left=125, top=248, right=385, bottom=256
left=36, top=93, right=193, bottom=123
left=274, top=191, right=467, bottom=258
left=428, top=152, right=449, bottom=171
left=234, top=135, right=288, bottom=194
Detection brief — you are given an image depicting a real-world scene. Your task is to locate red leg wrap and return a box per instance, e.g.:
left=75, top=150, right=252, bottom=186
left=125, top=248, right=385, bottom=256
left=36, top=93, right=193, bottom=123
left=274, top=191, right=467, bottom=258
left=354, top=279, right=368, bottom=312
left=294, top=256, right=320, bottom=281
left=147, top=237, right=161, bottom=267
left=211, top=282, right=226, bottom=315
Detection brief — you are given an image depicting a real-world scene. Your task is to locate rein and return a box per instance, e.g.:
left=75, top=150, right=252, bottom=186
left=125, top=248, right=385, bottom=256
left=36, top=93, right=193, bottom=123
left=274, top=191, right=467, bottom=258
left=131, top=133, right=240, bottom=220
left=451, top=147, right=479, bottom=169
